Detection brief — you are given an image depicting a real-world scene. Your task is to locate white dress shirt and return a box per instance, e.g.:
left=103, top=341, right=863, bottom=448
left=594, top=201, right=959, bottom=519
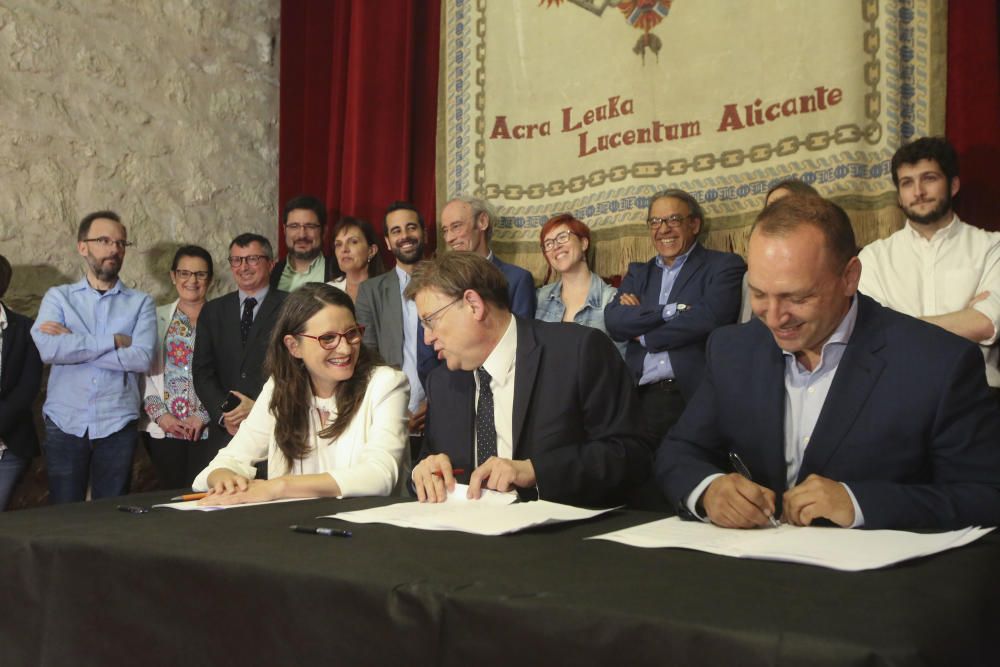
left=474, top=316, right=517, bottom=462
left=858, top=215, right=1000, bottom=386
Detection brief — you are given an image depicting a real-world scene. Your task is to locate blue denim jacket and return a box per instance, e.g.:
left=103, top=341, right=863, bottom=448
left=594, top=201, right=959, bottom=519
left=535, top=272, right=626, bottom=358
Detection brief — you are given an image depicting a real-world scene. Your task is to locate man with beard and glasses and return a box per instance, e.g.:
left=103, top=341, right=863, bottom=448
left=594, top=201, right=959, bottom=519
left=859, top=137, right=1000, bottom=391
left=31, top=211, right=156, bottom=503
left=270, top=195, right=342, bottom=292
left=355, top=201, right=439, bottom=451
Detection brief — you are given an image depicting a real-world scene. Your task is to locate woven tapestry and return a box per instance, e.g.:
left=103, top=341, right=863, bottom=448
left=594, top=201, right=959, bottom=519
left=437, top=0, right=947, bottom=280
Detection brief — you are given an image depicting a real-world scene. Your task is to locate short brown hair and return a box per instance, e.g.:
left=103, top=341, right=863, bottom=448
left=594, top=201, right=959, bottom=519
left=647, top=189, right=705, bottom=227
left=764, top=178, right=819, bottom=205
left=752, top=196, right=858, bottom=272
left=77, top=210, right=123, bottom=242
left=404, top=252, right=510, bottom=310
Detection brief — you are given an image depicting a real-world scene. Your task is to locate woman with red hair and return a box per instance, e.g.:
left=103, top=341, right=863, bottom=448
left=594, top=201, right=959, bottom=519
left=535, top=213, right=624, bottom=356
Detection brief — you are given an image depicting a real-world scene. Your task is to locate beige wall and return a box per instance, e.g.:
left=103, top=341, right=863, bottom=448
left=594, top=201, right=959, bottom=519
left=0, top=0, right=280, bottom=317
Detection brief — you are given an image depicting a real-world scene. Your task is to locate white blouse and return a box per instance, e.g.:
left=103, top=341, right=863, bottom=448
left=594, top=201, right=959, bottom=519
left=192, top=365, right=410, bottom=497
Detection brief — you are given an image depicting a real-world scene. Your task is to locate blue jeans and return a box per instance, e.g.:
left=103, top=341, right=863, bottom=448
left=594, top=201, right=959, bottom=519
left=43, top=418, right=138, bottom=504
left=0, top=448, right=28, bottom=510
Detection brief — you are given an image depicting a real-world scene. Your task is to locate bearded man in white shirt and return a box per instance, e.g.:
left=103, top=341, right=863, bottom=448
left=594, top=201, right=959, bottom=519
left=858, top=136, right=1000, bottom=389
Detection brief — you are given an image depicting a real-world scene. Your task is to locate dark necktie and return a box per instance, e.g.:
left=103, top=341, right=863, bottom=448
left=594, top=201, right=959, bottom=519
left=475, top=367, right=497, bottom=466
left=241, top=297, right=257, bottom=345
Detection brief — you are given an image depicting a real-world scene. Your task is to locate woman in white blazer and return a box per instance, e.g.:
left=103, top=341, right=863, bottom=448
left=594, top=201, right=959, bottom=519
left=142, top=246, right=214, bottom=488
left=192, top=282, right=409, bottom=502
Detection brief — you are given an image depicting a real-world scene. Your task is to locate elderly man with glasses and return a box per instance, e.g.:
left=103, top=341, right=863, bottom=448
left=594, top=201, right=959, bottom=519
left=31, top=210, right=156, bottom=503
left=605, top=189, right=745, bottom=450
left=406, top=252, right=652, bottom=506
left=193, top=233, right=287, bottom=468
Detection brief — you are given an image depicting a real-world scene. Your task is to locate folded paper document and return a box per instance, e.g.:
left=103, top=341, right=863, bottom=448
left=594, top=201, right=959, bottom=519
left=327, top=484, right=616, bottom=535
left=588, top=516, right=993, bottom=571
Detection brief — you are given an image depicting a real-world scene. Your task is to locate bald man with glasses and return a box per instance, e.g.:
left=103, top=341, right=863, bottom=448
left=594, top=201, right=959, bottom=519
left=193, top=233, right=287, bottom=466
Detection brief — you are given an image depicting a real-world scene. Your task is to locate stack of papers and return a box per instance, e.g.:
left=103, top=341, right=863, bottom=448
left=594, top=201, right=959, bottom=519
left=588, top=516, right=993, bottom=571
left=152, top=497, right=315, bottom=511
left=328, top=484, right=616, bottom=535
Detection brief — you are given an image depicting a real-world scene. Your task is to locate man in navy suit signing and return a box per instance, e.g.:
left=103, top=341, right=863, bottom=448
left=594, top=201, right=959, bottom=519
left=439, top=195, right=536, bottom=319
left=656, top=195, right=1000, bottom=530
left=605, top=189, right=745, bottom=441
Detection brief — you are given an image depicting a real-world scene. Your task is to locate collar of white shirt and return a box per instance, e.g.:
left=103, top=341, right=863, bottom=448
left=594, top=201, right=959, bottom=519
left=904, top=214, right=959, bottom=243
left=480, top=315, right=517, bottom=387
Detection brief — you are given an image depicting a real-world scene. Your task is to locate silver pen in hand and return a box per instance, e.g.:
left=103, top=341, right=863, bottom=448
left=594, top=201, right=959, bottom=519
left=728, top=452, right=780, bottom=528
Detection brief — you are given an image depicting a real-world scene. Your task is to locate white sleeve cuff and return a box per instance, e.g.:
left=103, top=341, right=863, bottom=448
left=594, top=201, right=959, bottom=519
left=840, top=482, right=865, bottom=528
left=685, top=473, right=724, bottom=521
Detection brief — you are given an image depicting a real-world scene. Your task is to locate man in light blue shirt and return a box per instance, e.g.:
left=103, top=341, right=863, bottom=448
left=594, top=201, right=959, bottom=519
left=31, top=211, right=156, bottom=504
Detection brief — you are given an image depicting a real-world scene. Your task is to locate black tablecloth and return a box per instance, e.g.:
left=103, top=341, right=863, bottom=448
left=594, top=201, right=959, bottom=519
left=0, top=492, right=996, bottom=666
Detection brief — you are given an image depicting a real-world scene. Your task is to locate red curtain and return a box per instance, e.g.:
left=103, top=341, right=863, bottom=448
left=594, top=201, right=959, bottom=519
left=946, top=0, right=1000, bottom=230
left=279, top=1, right=440, bottom=261
left=278, top=0, right=1000, bottom=251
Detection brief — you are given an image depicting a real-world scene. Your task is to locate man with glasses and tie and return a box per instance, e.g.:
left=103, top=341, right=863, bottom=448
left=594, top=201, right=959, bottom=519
left=31, top=210, right=156, bottom=503
left=270, top=195, right=342, bottom=292
left=605, top=189, right=745, bottom=444
left=193, top=233, right=287, bottom=465
left=406, top=252, right=651, bottom=505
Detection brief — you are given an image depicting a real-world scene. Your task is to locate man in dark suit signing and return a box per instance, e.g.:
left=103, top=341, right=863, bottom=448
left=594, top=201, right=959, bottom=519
left=605, top=189, right=745, bottom=441
left=656, top=195, right=1000, bottom=530
left=193, top=233, right=287, bottom=465
left=406, top=252, right=652, bottom=506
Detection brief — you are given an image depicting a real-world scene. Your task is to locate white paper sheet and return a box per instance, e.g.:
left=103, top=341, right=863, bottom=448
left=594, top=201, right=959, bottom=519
left=152, top=496, right=317, bottom=511
left=587, top=516, right=993, bottom=571
left=327, top=485, right=615, bottom=536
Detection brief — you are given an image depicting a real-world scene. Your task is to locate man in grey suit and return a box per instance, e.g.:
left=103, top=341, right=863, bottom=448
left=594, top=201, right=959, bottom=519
left=355, top=201, right=435, bottom=436
left=193, top=233, right=287, bottom=465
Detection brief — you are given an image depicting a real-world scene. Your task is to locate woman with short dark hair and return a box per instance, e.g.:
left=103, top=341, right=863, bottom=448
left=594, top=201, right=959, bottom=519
left=328, top=217, right=385, bottom=300
left=141, top=245, right=215, bottom=488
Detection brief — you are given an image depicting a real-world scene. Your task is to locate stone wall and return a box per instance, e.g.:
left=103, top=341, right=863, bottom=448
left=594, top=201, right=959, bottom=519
left=0, top=0, right=280, bottom=507
left=0, top=0, right=280, bottom=316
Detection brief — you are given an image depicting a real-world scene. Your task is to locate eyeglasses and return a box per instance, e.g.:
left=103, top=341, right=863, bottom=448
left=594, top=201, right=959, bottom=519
left=173, top=269, right=210, bottom=281
left=298, top=325, right=365, bottom=349
left=420, top=297, right=461, bottom=331
left=285, top=223, right=322, bottom=232
left=228, top=255, right=270, bottom=267
left=542, top=230, right=578, bottom=252
left=82, top=237, right=133, bottom=250
left=647, top=214, right=693, bottom=230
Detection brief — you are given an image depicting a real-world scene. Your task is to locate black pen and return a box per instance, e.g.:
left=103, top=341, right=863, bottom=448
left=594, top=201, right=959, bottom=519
left=116, top=504, right=149, bottom=514
left=290, top=524, right=352, bottom=538
left=728, top=452, right=780, bottom=528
